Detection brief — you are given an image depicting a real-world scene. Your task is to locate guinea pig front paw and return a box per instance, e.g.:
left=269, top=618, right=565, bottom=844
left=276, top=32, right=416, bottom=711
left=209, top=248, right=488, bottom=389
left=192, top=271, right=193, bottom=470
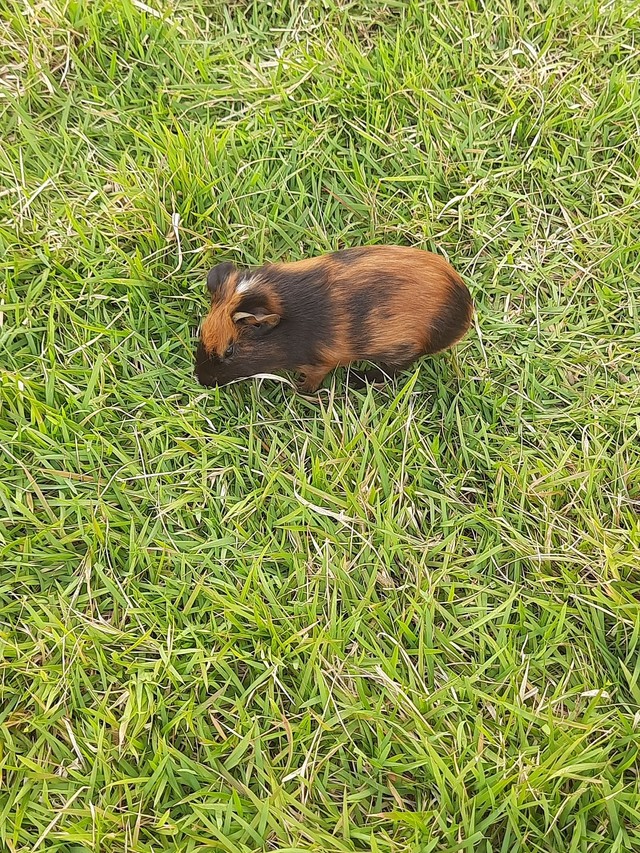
left=297, top=368, right=327, bottom=394
left=297, top=378, right=320, bottom=394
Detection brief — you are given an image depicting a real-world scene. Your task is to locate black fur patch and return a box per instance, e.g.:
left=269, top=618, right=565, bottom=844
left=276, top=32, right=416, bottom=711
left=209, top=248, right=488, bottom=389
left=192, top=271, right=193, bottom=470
left=427, top=273, right=472, bottom=353
left=348, top=286, right=382, bottom=354
left=207, top=262, right=236, bottom=297
left=260, top=263, right=334, bottom=369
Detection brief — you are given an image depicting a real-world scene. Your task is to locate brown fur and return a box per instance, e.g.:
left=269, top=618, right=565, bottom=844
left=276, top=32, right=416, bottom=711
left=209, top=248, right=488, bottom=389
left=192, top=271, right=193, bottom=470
left=200, top=268, right=241, bottom=357
left=195, top=246, right=473, bottom=391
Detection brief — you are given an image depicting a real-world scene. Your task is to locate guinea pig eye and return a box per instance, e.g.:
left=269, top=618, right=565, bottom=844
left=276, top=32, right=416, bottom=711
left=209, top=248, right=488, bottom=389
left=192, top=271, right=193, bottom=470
left=224, top=344, right=235, bottom=358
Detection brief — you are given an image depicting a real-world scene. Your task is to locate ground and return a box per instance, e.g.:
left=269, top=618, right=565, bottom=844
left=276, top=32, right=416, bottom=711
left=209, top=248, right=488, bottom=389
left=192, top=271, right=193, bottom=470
left=1, top=0, right=639, bottom=851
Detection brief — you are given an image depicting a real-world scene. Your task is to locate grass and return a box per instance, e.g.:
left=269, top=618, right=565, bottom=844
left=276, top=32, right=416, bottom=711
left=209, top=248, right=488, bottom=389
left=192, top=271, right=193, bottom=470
left=1, top=0, right=639, bottom=849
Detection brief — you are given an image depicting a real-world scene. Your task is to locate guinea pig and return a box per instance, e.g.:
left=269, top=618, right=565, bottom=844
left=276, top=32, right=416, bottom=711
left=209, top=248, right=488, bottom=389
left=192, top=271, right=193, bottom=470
left=194, top=246, right=473, bottom=392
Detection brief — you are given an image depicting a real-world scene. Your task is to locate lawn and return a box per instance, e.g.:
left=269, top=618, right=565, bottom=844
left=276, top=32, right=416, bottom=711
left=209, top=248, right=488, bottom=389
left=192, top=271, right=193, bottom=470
left=1, top=0, right=640, bottom=850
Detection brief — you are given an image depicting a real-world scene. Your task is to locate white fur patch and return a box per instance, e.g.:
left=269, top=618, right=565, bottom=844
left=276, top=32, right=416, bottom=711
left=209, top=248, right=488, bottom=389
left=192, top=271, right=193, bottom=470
left=236, top=275, right=258, bottom=295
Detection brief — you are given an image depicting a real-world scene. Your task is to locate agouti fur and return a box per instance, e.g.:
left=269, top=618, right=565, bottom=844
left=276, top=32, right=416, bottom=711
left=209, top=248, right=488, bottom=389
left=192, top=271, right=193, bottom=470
left=194, top=246, right=472, bottom=392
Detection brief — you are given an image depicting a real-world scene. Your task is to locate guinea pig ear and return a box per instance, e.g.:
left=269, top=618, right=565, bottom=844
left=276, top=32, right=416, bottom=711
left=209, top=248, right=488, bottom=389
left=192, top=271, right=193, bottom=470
left=233, top=311, right=280, bottom=330
left=206, top=262, right=236, bottom=296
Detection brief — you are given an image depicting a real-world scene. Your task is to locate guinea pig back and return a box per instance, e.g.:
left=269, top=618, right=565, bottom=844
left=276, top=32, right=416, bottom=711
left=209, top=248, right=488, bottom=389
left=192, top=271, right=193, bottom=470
left=194, top=246, right=472, bottom=392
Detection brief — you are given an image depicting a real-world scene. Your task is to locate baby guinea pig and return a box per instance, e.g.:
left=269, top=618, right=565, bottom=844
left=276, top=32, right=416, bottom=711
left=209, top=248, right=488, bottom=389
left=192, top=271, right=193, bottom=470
left=194, top=246, right=473, bottom=392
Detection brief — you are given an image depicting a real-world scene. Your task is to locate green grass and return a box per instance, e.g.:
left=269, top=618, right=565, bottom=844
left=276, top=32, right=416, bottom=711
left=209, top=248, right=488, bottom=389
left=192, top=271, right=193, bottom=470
left=1, top=0, right=639, bottom=849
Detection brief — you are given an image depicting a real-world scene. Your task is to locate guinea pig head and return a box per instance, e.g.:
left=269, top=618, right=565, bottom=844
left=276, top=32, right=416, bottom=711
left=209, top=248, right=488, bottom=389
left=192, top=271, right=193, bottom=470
left=194, top=263, right=282, bottom=387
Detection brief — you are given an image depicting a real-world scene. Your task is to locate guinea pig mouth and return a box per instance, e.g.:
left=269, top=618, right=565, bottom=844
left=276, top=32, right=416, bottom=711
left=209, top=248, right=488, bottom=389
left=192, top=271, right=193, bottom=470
left=194, top=370, right=218, bottom=387
left=194, top=365, right=215, bottom=386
